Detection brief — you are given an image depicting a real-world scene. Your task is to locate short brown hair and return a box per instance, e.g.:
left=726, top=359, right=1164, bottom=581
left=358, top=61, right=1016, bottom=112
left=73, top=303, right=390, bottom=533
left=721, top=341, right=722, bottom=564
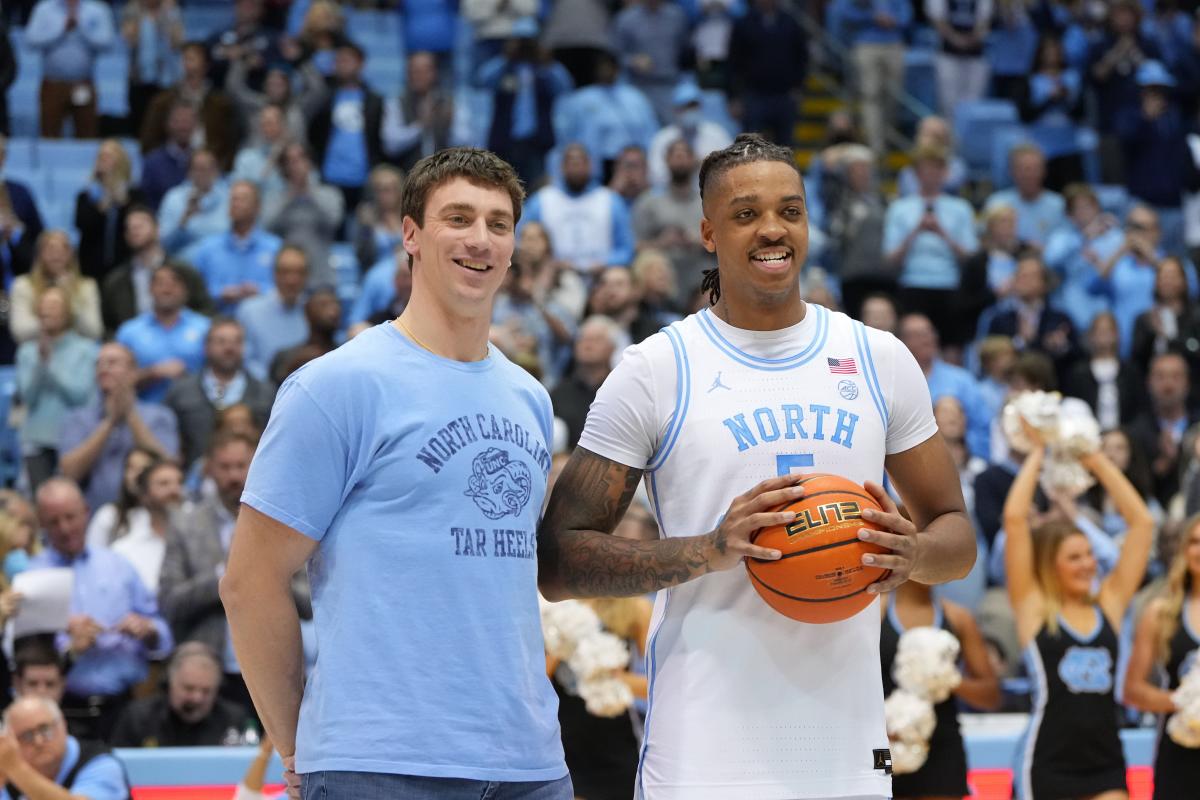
left=401, top=147, right=524, bottom=229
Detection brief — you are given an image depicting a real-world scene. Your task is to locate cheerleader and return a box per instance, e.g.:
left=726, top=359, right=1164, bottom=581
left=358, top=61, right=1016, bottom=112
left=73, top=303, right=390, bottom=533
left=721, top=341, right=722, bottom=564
left=1004, top=427, right=1154, bottom=800
left=1123, top=514, right=1200, bottom=800
left=881, top=579, right=1002, bottom=799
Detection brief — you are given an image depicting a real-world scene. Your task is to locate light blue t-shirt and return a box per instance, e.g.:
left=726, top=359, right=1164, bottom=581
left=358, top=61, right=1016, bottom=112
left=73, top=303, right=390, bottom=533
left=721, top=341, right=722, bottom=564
left=322, top=88, right=369, bottom=189
left=984, top=189, right=1067, bottom=246
left=115, top=310, right=211, bottom=403
left=883, top=194, right=978, bottom=290
left=241, top=323, right=566, bottom=780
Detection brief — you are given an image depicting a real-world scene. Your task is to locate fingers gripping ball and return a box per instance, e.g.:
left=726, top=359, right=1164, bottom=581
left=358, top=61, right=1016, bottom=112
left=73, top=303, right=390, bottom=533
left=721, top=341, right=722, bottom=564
left=746, top=473, right=890, bottom=623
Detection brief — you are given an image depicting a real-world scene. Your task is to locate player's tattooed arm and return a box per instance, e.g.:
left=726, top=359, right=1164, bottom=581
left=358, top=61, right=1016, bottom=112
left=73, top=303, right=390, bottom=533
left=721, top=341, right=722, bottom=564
left=537, top=447, right=801, bottom=599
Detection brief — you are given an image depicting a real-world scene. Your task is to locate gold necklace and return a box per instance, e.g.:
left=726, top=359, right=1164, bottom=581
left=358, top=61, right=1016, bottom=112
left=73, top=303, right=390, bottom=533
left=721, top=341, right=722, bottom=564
left=396, top=316, right=487, bottom=362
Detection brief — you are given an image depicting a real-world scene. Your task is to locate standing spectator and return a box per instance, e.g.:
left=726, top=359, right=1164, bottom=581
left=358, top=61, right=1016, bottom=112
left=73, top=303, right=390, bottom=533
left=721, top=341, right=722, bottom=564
left=522, top=145, right=634, bottom=277
left=9, top=230, right=102, bottom=344
left=15, top=287, right=98, bottom=491
left=58, top=342, right=179, bottom=511
left=226, top=61, right=319, bottom=149
left=0, top=695, right=130, bottom=797
left=157, top=148, right=230, bottom=259
left=835, top=0, right=911, bottom=156
left=112, top=641, right=250, bottom=748
left=988, top=0, right=1038, bottom=105
left=140, top=102, right=196, bottom=211
left=1096, top=204, right=1179, bottom=357
left=541, top=0, right=611, bottom=88
left=141, top=42, right=241, bottom=171
left=1043, top=183, right=1124, bottom=331
left=607, top=145, right=651, bottom=212
left=190, top=181, right=282, bottom=313
left=612, top=0, right=690, bottom=123
left=260, top=142, right=343, bottom=289
left=205, top=0, right=279, bottom=91
left=120, top=0, right=184, bottom=136
left=382, top=51, right=455, bottom=172
left=25, top=0, right=115, bottom=138
left=288, top=0, right=345, bottom=80
left=1062, top=311, right=1142, bottom=430
left=728, top=0, right=807, bottom=148
left=550, top=315, right=619, bottom=448
left=474, top=30, right=572, bottom=186
left=884, top=144, right=979, bottom=348
left=823, top=144, right=889, bottom=317
left=984, top=144, right=1067, bottom=247
left=647, top=84, right=733, bottom=191
left=165, top=318, right=274, bottom=469
left=692, top=0, right=735, bottom=92
left=74, top=140, right=145, bottom=283
left=32, top=477, right=173, bottom=741
left=632, top=139, right=710, bottom=300
left=267, top=287, right=340, bottom=386
left=962, top=204, right=1023, bottom=327
left=1132, top=256, right=1194, bottom=370
left=1024, top=36, right=1086, bottom=191
left=629, top=249, right=683, bottom=344
left=0, top=18, right=16, bottom=135
left=399, top=0, right=456, bottom=78
left=895, top=115, right=968, bottom=197
left=352, top=165, right=405, bottom=273
left=115, top=263, right=211, bottom=403
left=1087, top=0, right=1159, bottom=182
left=926, top=0, right=993, bottom=113
left=101, top=205, right=211, bottom=334
left=236, top=246, right=309, bottom=381
left=462, top=0, right=539, bottom=69
left=231, top=104, right=291, bottom=192
left=0, top=135, right=46, bottom=283
left=1126, top=349, right=1199, bottom=506
left=307, top=41, right=382, bottom=214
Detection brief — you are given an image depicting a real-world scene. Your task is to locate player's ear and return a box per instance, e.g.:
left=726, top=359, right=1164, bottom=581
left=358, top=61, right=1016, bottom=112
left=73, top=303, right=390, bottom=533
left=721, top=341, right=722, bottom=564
left=700, top=217, right=716, bottom=254
left=402, top=215, right=421, bottom=262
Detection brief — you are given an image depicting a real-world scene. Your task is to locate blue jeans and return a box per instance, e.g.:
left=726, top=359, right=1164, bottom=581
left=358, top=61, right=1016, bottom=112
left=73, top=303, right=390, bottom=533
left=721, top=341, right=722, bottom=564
left=301, top=772, right=574, bottom=800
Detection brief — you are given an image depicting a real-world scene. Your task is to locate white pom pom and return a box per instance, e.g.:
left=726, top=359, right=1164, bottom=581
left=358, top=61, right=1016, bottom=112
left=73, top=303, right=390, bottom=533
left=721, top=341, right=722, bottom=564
left=540, top=598, right=602, bottom=660
left=1168, top=661, right=1200, bottom=748
left=1054, top=409, right=1101, bottom=457
left=1002, top=391, right=1061, bottom=453
left=1039, top=453, right=1096, bottom=498
left=578, top=676, right=634, bottom=717
left=894, top=627, right=963, bottom=704
left=885, top=689, right=936, bottom=743
left=568, top=631, right=630, bottom=682
left=889, top=738, right=930, bottom=775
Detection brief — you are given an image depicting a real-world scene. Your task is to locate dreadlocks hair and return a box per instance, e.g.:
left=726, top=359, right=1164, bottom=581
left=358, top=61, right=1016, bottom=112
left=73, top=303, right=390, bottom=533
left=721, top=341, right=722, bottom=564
left=696, top=133, right=804, bottom=306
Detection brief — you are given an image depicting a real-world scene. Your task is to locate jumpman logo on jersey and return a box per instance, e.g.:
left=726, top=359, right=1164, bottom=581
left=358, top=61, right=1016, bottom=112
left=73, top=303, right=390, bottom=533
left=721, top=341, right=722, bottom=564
left=708, top=371, right=732, bottom=393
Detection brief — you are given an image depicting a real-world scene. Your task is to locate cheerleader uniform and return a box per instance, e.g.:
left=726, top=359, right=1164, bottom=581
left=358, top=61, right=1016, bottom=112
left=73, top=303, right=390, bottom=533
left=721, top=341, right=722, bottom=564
left=880, top=599, right=970, bottom=797
left=1152, top=604, right=1200, bottom=800
left=1020, top=607, right=1126, bottom=799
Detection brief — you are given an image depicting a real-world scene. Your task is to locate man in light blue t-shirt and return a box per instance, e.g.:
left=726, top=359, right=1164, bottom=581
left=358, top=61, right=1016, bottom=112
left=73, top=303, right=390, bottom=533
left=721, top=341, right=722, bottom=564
left=221, top=148, right=571, bottom=799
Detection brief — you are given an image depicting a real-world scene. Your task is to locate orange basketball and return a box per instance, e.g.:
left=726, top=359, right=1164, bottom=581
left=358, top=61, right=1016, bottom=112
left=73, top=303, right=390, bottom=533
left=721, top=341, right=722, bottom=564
left=746, top=473, right=890, bottom=624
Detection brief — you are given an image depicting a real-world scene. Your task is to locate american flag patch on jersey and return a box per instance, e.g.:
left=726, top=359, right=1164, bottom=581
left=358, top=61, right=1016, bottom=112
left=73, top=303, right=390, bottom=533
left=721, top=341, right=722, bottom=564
left=827, top=357, right=858, bottom=374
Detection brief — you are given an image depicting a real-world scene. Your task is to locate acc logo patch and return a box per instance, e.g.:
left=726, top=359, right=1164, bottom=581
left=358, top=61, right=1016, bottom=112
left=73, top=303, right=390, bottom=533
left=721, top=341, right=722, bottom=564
left=838, top=380, right=859, bottom=401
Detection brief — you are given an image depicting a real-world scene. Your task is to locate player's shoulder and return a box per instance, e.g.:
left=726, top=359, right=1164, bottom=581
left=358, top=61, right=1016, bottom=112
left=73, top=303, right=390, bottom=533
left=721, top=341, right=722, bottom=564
left=617, top=315, right=699, bottom=372
left=822, top=305, right=903, bottom=356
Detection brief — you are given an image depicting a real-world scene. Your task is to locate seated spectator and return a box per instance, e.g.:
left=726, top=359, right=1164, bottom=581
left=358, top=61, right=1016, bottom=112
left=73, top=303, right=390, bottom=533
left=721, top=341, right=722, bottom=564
left=58, top=342, right=178, bottom=519
left=261, top=142, right=344, bottom=289
left=12, top=643, right=65, bottom=703
left=475, top=30, right=571, bottom=185
left=191, top=181, right=283, bottom=313
left=74, top=139, right=146, bottom=282
left=382, top=50, right=455, bottom=171
left=307, top=40, right=382, bottom=213
left=352, top=165, right=405, bottom=273
left=165, top=318, right=274, bottom=468
left=101, top=205, right=212, bottom=335
left=268, top=287, right=341, bottom=385
left=647, top=83, right=733, bottom=190
left=965, top=204, right=1027, bottom=311
left=158, top=149, right=230, bottom=260
left=984, top=144, right=1068, bottom=247
left=117, top=264, right=212, bottom=403
left=25, top=0, right=115, bottom=139
left=727, top=0, right=806, bottom=148
left=1023, top=36, right=1086, bottom=191
left=120, top=0, right=184, bottom=135
left=347, top=248, right=405, bottom=326
left=977, top=335, right=1017, bottom=426
left=586, top=267, right=639, bottom=343
left=822, top=144, right=888, bottom=317
left=859, top=291, right=898, bottom=334
left=111, top=642, right=250, bottom=747
left=9, top=231, right=102, bottom=345
left=899, top=312, right=989, bottom=460
left=1126, top=349, right=1199, bottom=506
left=0, top=696, right=130, bottom=798
left=629, top=248, right=683, bottom=344
left=522, top=145, right=634, bottom=277
left=1043, top=183, right=1124, bottom=331
left=0, top=135, right=45, bottom=282
left=514, top=221, right=585, bottom=321
left=895, top=116, right=968, bottom=198
left=1062, top=310, right=1143, bottom=429
left=884, top=145, right=979, bottom=349
left=632, top=139, right=709, bottom=300
left=140, top=102, right=198, bottom=212
left=1131, top=256, right=1194, bottom=369
left=15, top=287, right=99, bottom=491
left=236, top=245, right=310, bottom=380
left=612, top=0, right=689, bottom=122
left=607, top=145, right=651, bottom=212
left=1086, top=426, right=1163, bottom=544
left=231, top=104, right=292, bottom=191
left=550, top=315, right=620, bottom=447
left=141, top=42, right=241, bottom=171
left=32, top=478, right=173, bottom=741
left=84, top=446, right=155, bottom=550
left=982, top=250, right=1080, bottom=376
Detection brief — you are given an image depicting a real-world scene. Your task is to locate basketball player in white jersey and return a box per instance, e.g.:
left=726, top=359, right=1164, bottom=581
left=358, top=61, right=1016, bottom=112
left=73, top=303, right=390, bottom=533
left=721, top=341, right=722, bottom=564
left=537, top=134, right=976, bottom=800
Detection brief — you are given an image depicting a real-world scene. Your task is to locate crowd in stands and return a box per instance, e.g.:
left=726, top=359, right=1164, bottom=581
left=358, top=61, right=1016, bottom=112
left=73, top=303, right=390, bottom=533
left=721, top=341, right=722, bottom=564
left=0, top=0, right=1196, bottom=794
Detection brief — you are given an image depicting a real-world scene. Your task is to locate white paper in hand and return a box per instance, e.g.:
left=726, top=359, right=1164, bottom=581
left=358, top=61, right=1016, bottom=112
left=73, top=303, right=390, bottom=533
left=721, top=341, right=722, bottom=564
left=10, top=568, right=73, bottom=638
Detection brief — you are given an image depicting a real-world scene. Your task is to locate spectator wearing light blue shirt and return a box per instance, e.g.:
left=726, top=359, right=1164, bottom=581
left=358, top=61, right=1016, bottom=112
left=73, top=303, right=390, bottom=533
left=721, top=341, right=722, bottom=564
left=157, top=149, right=230, bottom=261
left=191, top=181, right=283, bottom=314
left=237, top=245, right=311, bottom=381
left=884, top=144, right=978, bottom=345
left=307, top=42, right=383, bottom=214
left=348, top=252, right=399, bottom=325
left=1044, top=183, right=1125, bottom=332
left=984, top=144, right=1067, bottom=248
left=32, top=477, right=173, bottom=742
left=116, top=264, right=211, bottom=403
left=25, top=0, right=115, bottom=138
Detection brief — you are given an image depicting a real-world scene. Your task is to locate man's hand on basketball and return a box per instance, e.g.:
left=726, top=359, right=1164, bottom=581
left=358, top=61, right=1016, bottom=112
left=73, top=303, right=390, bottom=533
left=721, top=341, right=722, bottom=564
left=704, top=475, right=807, bottom=572
left=857, top=481, right=920, bottom=594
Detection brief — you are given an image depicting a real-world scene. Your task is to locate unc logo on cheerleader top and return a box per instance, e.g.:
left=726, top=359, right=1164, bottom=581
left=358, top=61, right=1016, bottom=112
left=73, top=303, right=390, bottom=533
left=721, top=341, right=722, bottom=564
left=1059, top=646, right=1114, bottom=694
left=464, top=447, right=533, bottom=520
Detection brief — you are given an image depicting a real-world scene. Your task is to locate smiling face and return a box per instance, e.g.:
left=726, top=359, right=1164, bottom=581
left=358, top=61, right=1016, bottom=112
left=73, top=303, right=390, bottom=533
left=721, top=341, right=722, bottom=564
left=1054, top=532, right=1097, bottom=600
left=700, top=160, right=808, bottom=311
left=402, top=177, right=516, bottom=321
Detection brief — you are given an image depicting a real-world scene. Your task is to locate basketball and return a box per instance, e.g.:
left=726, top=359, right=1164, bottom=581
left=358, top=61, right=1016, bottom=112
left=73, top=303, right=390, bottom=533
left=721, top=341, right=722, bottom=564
left=746, top=473, right=891, bottom=624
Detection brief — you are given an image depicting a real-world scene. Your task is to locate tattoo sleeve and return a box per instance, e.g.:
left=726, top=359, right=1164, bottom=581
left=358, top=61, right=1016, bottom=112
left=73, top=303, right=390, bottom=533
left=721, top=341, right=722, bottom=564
left=537, top=447, right=716, bottom=599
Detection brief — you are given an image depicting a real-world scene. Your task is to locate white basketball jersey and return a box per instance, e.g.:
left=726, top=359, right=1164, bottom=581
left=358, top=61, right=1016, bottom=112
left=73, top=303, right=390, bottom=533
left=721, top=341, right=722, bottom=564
left=578, top=304, right=938, bottom=800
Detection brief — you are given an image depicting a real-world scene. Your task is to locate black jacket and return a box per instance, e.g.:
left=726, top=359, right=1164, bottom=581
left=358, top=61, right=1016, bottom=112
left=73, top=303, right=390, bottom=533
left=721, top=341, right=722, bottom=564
left=308, top=82, right=385, bottom=181
left=100, top=260, right=212, bottom=335
left=1061, top=358, right=1144, bottom=427
left=74, top=187, right=146, bottom=282
left=164, top=370, right=276, bottom=467
left=111, top=695, right=249, bottom=748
